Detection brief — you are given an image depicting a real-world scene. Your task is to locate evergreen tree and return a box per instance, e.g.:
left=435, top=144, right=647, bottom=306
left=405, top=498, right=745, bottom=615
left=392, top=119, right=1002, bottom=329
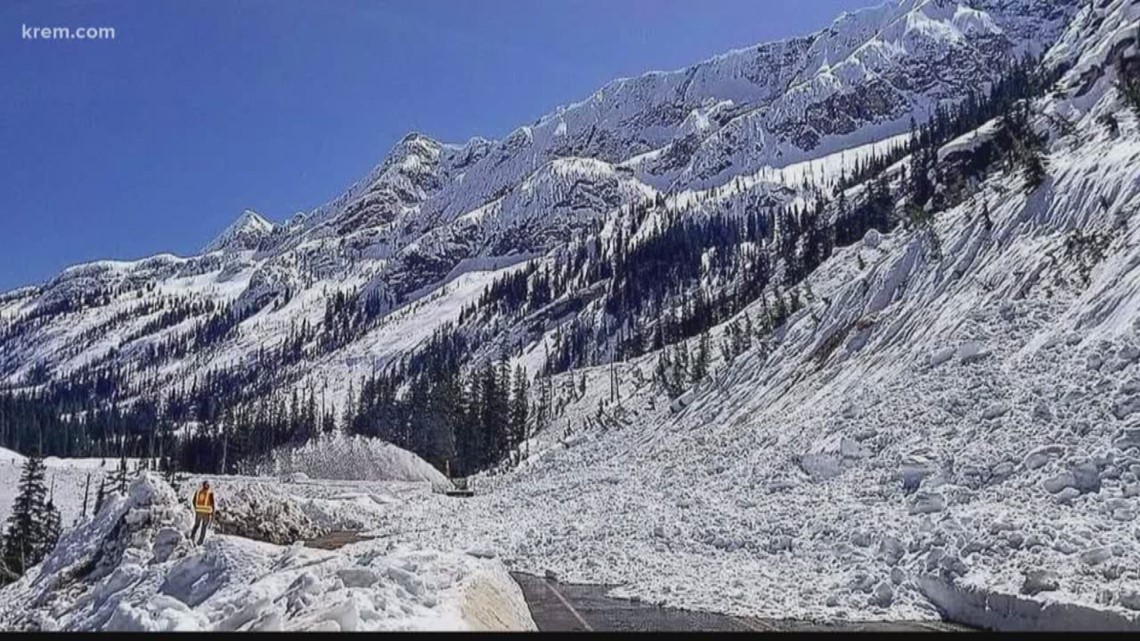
left=41, top=499, right=61, bottom=557
left=1, top=455, right=59, bottom=577
left=509, top=366, right=530, bottom=463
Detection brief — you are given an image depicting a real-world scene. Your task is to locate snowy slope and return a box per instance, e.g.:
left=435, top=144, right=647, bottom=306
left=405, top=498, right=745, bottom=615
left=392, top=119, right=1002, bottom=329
left=326, top=0, right=1140, bottom=622
left=6, top=0, right=1140, bottom=628
left=0, top=0, right=1081, bottom=411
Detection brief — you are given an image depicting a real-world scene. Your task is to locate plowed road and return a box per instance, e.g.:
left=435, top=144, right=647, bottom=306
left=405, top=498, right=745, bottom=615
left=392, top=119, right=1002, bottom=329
left=511, top=573, right=971, bottom=632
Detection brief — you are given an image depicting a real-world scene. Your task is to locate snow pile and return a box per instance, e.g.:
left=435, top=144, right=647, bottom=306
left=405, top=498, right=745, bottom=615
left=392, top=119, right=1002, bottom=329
left=0, top=474, right=533, bottom=631
left=210, top=483, right=326, bottom=545
left=254, top=436, right=452, bottom=493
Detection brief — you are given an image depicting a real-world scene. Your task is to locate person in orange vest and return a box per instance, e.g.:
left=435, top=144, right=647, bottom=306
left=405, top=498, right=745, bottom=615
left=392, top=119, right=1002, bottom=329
left=190, top=480, right=216, bottom=545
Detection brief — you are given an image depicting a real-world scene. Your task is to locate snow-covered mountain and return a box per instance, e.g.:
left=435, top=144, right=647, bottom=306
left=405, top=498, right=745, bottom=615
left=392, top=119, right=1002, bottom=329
left=3, top=0, right=1140, bottom=629
left=202, top=210, right=274, bottom=254
left=0, top=0, right=1081, bottom=397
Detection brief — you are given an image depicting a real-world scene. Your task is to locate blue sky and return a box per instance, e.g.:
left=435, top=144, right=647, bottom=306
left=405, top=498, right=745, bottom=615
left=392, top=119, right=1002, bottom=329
left=1, top=0, right=879, bottom=291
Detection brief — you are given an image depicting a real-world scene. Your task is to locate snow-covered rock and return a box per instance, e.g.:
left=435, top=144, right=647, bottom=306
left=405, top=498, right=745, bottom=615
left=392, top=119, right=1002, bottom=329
left=202, top=210, right=275, bottom=254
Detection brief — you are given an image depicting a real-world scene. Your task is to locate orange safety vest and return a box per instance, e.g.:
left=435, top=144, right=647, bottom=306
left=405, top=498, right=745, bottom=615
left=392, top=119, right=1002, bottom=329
left=193, top=487, right=214, bottom=514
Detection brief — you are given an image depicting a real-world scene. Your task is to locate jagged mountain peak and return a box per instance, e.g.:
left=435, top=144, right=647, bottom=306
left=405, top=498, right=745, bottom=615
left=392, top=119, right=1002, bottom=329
left=202, top=209, right=275, bottom=254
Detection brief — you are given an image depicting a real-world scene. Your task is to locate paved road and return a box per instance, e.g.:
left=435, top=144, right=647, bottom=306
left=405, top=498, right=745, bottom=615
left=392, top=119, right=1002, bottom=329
left=303, top=530, right=377, bottom=550
left=511, top=573, right=971, bottom=632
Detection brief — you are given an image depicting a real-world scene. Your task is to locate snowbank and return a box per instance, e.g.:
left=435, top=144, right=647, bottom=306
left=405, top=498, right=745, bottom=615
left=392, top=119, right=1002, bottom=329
left=457, top=564, right=536, bottom=632
left=919, top=576, right=1140, bottom=631
left=254, top=436, right=452, bottom=492
left=0, top=474, right=533, bottom=631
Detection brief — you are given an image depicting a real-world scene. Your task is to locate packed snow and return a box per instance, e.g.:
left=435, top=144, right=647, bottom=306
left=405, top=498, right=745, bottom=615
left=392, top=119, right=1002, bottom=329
left=0, top=474, right=534, bottom=631
left=251, top=435, right=452, bottom=493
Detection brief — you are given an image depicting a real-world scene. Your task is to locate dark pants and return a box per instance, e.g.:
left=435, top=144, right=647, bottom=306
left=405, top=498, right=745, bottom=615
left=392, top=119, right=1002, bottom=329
left=191, top=512, right=212, bottom=544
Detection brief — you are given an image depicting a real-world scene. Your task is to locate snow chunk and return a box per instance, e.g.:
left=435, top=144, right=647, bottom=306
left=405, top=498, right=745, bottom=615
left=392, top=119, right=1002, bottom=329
left=863, top=229, right=883, bottom=250
left=798, top=435, right=869, bottom=481
left=910, top=491, right=946, bottom=514
left=982, top=402, right=1012, bottom=420
left=957, top=342, right=992, bottom=364
left=1020, top=570, right=1060, bottom=596
left=928, top=347, right=956, bottom=367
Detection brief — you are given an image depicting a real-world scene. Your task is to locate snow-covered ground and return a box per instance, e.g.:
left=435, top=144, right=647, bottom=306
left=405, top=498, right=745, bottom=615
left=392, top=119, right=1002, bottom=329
left=1, top=0, right=1138, bottom=632
left=266, top=4, right=1140, bottom=625
left=0, top=473, right=534, bottom=631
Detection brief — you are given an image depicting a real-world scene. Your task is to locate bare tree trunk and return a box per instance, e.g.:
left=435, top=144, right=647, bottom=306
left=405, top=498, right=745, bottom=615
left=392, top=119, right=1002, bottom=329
left=220, top=430, right=228, bottom=476
left=82, top=473, right=92, bottom=518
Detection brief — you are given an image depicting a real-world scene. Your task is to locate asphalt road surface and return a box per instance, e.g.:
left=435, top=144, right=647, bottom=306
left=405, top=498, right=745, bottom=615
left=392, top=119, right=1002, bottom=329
left=511, top=573, right=972, bottom=632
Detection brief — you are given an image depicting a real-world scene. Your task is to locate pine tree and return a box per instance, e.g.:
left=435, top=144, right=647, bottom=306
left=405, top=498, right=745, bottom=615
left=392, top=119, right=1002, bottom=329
left=509, top=366, right=530, bottom=464
left=2, top=454, right=59, bottom=577
left=40, top=499, right=61, bottom=558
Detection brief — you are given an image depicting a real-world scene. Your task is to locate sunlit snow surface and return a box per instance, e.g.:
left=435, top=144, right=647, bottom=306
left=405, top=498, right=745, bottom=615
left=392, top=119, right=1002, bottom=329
left=0, top=471, right=533, bottom=632
left=1, top=0, right=1140, bottom=629
left=351, top=3, right=1140, bottom=623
